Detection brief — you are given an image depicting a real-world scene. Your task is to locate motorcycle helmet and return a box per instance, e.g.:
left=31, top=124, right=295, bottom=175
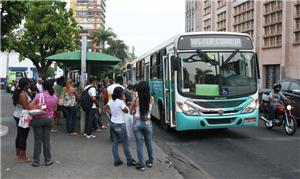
left=273, top=83, right=281, bottom=92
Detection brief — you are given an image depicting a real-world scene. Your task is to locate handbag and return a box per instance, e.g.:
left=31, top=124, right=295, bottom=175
left=29, top=93, right=47, bottom=116
left=19, top=110, right=32, bottom=128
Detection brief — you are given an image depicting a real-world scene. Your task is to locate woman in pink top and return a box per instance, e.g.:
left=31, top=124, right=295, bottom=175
left=30, top=80, right=58, bottom=167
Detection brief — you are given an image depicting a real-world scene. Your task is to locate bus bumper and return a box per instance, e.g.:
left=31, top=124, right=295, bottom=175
left=175, top=108, right=259, bottom=131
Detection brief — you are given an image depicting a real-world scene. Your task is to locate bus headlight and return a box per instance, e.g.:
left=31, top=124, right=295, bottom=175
left=242, top=99, right=258, bottom=113
left=177, top=102, right=199, bottom=116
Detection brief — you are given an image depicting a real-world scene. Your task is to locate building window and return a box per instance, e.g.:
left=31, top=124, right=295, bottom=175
left=263, top=0, right=282, bottom=48
left=265, top=64, right=280, bottom=89
left=204, top=18, right=211, bottom=31
left=217, top=0, right=226, bottom=9
left=233, top=1, right=254, bottom=38
left=295, top=32, right=300, bottom=44
left=204, top=0, right=211, bottom=15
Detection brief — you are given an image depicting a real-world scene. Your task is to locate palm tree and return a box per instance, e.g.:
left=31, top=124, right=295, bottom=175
left=90, top=27, right=116, bottom=52
left=106, top=39, right=128, bottom=60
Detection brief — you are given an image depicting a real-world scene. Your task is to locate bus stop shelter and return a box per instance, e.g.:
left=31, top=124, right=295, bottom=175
left=46, top=50, right=122, bottom=76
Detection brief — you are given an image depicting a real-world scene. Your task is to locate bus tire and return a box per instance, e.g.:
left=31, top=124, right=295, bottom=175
left=159, top=104, right=169, bottom=131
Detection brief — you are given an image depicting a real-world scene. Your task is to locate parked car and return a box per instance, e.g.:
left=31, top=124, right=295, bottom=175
left=259, top=79, right=300, bottom=121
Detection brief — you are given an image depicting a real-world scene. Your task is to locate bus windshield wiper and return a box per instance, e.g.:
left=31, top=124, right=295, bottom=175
left=224, top=49, right=239, bottom=64
left=183, top=50, right=218, bottom=66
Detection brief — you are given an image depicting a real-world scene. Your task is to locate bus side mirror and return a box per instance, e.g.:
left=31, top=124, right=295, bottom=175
left=171, top=56, right=179, bottom=71
left=255, top=53, right=260, bottom=79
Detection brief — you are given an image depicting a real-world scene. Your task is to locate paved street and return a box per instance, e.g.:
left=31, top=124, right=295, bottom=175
left=0, top=90, right=183, bottom=179
left=1, top=88, right=300, bottom=179
left=152, top=114, right=300, bottom=179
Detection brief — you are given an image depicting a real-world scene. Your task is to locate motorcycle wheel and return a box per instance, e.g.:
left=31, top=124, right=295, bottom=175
left=284, top=117, right=297, bottom=136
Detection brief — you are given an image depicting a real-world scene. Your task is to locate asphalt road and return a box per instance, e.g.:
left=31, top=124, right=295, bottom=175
left=152, top=115, right=300, bottom=179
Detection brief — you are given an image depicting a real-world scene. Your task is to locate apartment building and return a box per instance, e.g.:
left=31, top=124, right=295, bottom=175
left=70, top=0, right=106, bottom=51
left=185, top=0, right=300, bottom=89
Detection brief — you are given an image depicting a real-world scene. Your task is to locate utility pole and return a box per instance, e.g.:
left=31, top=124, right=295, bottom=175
left=80, top=34, right=87, bottom=134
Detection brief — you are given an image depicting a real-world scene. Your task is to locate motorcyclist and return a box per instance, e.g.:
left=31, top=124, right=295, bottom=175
left=268, top=83, right=290, bottom=123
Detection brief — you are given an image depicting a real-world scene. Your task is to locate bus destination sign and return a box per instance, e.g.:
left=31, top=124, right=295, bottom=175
left=178, top=34, right=253, bottom=50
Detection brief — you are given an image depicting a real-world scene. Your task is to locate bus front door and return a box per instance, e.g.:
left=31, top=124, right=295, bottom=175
left=163, top=55, right=174, bottom=128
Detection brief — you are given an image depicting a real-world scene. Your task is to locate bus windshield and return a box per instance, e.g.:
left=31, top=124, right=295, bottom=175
left=178, top=51, right=257, bottom=98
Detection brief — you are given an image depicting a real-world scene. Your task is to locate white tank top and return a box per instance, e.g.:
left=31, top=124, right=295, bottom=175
left=13, top=92, right=31, bottom=118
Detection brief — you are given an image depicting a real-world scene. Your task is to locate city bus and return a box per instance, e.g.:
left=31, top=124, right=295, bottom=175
left=124, top=32, right=260, bottom=131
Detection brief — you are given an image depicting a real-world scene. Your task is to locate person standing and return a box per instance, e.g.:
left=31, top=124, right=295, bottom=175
left=130, top=81, right=154, bottom=171
left=31, top=80, right=58, bottom=167
left=53, top=76, right=65, bottom=127
left=107, top=76, right=125, bottom=101
left=62, top=79, right=79, bottom=135
left=83, top=77, right=98, bottom=139
left=104, top=87, right=137, bottom=167
left=12, top=78, right=32, bottom=163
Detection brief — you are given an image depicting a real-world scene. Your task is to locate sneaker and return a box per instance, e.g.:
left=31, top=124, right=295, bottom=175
left=114, top=160, right=123, bottom=166
left=86, top=135, right=92, bottom=139
left=135, top=165, right=145, bottom=171
left=145, top=160, right=153, bottom=168
left=83, top=133, right=87, bottom=137
left=32, top=162, right=40, bottom=167
left=90, top=135, right=96, bottom=138
left=45, top=160, right=53, bottom=166
left=127, top=159, right=138, bottom=166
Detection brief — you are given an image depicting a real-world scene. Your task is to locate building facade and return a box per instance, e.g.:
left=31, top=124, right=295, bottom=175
left=185, top=0, right=300, bottom=89
left=70, top=0, right=106, bottom=34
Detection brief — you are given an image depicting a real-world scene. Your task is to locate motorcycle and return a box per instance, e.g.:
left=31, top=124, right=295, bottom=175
left=260, top=93, right=297, bottom=136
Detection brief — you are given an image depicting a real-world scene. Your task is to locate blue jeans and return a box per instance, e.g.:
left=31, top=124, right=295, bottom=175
left=64, top=106, right=77, bottom=133
left=110, top=123, right=133, bottom=163
left=133, top=119, right=153, bottom=167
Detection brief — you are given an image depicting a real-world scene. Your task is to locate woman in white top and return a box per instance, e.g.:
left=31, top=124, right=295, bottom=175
left=130, top=81, right=154, bottom=171
left=104, top=87, right=137, bottom=167
left=12, top=78, right=33, bottom=163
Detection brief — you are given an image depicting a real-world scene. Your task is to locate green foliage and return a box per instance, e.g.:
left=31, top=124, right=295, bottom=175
left=9, top=1, right=81, bottom=79
left=106, top=39, right=128, bottom=60
left=1, top=1, right=29, bottom=51
left=90, top=27, right=116, bottom=52
left=47, top=66, right=55, bottom=78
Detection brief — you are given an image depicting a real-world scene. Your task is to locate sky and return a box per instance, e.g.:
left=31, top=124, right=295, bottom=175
left=106, top=0, right=185, bottom=57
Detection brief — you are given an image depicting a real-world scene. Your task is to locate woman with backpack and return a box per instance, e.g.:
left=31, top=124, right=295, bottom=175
left=104, top=87, right=137, bottom=167
left=130, top=81, right=154, bottom=171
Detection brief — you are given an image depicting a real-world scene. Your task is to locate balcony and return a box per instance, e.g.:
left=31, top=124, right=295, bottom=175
left=264, top=5, right=282, bottom=15
left=263, top=19, right=282, bottom=27
left=233, top=7, right=254, bottom=17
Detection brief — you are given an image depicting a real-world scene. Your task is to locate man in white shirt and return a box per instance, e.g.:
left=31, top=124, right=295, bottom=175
left=107, top=76, right=125, bottom=101
left=36, top=78, right=43, bottom=93
left=83, top=77, right=98, bottom=139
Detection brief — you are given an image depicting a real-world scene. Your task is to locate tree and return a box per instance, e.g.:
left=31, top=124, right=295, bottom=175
left=90, top=27, right=116, bottom=52
left=1, top=1, right=29, bottom=51
left=106, top=39, right=128, bottom=60
left=9, top=1, right=81, bottom=79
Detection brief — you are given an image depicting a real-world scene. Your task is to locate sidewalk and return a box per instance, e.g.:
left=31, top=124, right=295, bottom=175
left=1, top=114, right=183, bottom=179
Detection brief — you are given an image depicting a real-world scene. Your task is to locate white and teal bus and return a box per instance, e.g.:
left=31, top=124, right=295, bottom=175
left=124, top=32, right=260, bottom=131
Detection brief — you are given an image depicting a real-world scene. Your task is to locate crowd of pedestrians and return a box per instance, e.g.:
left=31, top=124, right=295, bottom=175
left=11, top=75, right=154, bottom=171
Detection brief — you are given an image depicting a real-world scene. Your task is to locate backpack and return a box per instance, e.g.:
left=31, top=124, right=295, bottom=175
left=80, top=86, right=94, bottom=111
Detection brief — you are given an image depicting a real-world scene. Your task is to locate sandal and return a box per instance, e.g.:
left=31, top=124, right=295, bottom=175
left=70, top=132, right=79, bottom=136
